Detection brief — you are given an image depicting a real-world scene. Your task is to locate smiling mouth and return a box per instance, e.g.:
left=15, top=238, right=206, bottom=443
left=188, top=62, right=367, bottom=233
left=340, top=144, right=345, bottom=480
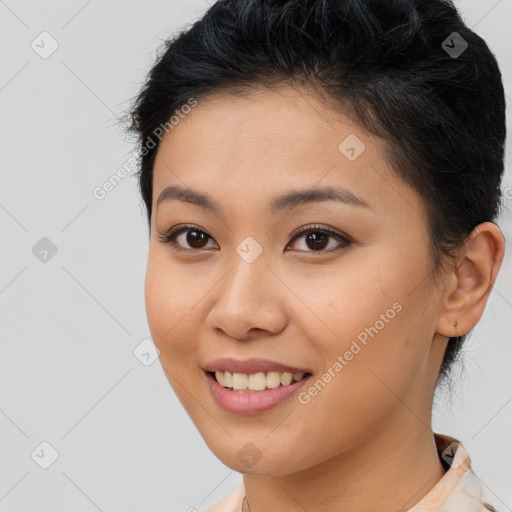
left=207, top=370, right=311, bottom=392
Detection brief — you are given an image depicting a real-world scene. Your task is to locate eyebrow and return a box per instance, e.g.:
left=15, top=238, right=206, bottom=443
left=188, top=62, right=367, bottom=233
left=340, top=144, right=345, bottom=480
left=156, top=184, right=373, bottom=214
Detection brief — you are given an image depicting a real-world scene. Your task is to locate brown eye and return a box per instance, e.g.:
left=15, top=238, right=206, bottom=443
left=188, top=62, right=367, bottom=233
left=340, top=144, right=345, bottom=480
left=303, top=232, right=330, bottom=250
left=287, top=225, right=352, bottom=253
left=183, top=229, right=210, bottom=249
left=158, top=225, right=217, bottom=251
left=158, top=224, right=352, bottom=254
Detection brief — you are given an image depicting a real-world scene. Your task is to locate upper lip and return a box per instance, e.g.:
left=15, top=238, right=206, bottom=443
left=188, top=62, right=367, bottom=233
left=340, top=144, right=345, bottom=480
left=203, top=358, right=311, bottom=375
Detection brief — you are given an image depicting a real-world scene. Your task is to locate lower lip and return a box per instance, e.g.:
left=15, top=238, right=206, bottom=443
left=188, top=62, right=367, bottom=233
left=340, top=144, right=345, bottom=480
left=205, top=372, right=310, bottom=415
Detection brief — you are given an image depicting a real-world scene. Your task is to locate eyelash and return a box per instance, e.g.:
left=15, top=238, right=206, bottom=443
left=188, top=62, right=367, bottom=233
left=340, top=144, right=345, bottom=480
left=157, top=224, right=353, bottom=254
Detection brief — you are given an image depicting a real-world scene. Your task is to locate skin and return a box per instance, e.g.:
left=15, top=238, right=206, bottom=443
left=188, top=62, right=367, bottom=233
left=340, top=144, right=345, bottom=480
left=144, top=85, right=505, bottom=512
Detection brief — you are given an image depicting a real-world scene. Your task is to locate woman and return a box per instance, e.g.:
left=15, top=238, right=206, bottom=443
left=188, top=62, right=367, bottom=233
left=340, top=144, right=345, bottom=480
left=126, top=0, right=507, bottom=510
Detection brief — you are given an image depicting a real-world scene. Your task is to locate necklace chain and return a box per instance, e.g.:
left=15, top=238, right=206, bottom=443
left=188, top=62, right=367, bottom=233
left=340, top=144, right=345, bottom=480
left=242, top=495, right=252, bottom=512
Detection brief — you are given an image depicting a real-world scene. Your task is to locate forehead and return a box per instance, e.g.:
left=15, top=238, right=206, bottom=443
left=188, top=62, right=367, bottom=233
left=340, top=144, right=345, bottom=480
left=154, top=86, right=373, bottom=169
left=151, top=86, right=423, bottom=220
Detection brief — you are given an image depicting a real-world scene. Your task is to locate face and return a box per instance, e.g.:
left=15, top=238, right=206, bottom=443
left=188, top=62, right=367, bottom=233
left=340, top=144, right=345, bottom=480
left=145, top=86, right=448, bottom=476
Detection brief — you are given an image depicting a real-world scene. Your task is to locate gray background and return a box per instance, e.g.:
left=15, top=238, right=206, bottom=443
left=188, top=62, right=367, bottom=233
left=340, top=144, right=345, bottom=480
left=0, top=1, right=511, bottom=511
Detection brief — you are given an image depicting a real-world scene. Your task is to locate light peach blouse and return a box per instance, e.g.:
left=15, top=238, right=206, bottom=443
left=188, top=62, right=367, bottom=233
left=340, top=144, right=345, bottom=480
left=202, top=433, right=499, bottom=512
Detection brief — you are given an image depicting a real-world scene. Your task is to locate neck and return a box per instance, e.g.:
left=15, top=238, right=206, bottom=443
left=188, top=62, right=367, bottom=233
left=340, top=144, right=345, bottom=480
left=242, top=421, right=446, bottom=512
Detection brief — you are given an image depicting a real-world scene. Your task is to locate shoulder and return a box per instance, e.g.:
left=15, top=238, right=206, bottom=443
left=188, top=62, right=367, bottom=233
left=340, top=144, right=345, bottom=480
left=201, top=483, right=244, bottom=512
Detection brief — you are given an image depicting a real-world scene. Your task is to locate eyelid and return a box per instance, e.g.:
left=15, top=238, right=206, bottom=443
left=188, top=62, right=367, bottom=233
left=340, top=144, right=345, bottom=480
left=158, top=223, right=353, bottom=252
left=156, top=224, right=217, bottom=251
left=286, top=224, right=352, bottom=252
left=289, top=223, right=351, bottom=242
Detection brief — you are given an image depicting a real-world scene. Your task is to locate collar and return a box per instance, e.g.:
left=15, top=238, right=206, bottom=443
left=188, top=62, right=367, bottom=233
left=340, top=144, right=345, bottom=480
left=407, top=433, right=496, bottom=512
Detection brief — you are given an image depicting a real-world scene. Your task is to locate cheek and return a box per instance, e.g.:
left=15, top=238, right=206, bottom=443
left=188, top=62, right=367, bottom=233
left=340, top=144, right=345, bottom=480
left=144, top=255, right=172, bottom=342
left=144, top=251, right=206, bottom=417
left=144, top=250, right=198, bottom=364
left=287, top=255, right=408, bottom=353
left=290, top=254, right=433, bottom=410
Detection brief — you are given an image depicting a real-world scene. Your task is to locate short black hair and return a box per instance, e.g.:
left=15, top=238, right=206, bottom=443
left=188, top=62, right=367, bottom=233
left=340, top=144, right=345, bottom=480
left=126, top=0, right=507, bottom=389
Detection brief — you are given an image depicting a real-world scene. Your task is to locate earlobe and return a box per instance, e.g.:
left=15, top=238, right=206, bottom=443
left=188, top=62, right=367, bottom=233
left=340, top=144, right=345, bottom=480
left=436, top=222, right=505, bottom=338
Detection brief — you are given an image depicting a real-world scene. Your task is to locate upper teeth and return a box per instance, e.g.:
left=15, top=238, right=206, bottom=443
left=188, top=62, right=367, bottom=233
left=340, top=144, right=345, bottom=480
left=215, top=371, right=305, bottom=391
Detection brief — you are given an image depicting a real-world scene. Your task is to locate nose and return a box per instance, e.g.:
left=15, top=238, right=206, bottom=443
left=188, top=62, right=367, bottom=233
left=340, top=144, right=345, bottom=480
left=205, top=257, right=289, bottom=341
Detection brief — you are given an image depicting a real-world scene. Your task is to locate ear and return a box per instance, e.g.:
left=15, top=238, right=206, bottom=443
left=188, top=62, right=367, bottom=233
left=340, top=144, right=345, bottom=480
left=437, top=222, right=505, bottom=338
